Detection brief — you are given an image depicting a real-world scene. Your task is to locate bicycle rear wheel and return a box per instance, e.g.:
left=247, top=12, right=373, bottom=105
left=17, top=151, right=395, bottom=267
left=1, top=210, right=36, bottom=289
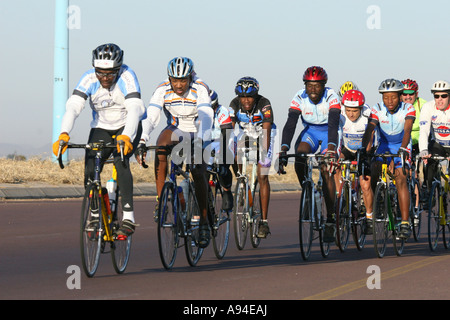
left=157, top=182, right=178, bottom=270
left=185, top=181, right=204, bottom=266
left=299, top=182, right=313, bottom=260
left=336, top=181, right=351, bottom=252
left=111, top=187, right=132, bottom=274
left=211, top=183, right=230, bottom=259
left=80, top=184, right=103, bottom=277
left=250, top=179, right=262, bottom=248
left=233, top=178, right=248, bottom=250
left=373, top=183, right=388, bottom=258
left=428, top=182, right=440, bottom=251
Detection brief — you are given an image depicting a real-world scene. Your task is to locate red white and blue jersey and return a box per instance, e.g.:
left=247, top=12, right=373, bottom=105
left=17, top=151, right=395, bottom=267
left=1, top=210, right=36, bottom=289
left=419, top=100, right=450, bottom=152
left=211, top=105, right=232, bottom=140
left=369, top=101, right=415, bottom=145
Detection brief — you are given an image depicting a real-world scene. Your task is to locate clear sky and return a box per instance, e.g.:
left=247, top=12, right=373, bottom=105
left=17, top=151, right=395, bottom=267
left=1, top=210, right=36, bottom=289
left=1, top=0, right=450, bottom=156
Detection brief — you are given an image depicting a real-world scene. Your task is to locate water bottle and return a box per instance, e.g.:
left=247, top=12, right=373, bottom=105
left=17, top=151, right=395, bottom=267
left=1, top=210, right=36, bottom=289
left=106, top=178, right=117, bottom=213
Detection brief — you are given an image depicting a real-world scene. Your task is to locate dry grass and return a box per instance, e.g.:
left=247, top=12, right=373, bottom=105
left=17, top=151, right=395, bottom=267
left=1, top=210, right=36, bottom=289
left=0, top=158, right=299, bottom=185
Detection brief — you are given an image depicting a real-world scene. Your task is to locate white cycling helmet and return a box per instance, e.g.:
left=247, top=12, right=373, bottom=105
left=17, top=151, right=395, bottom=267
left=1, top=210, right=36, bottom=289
left=378, top=78, right=403, bottom=93
left=431, top=80, right=450, bottom=92
left=92, top=43, right=123, bottom=69
left=167, top=57, right=194, bottom=78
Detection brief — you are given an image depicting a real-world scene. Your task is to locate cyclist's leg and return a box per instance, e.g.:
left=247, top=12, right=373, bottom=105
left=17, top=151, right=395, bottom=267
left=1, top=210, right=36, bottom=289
left=256, top=164, right=271, bottom=237
left=83, top=128, right=113, bottom=186
left=393, top=156, right=412, bottom=239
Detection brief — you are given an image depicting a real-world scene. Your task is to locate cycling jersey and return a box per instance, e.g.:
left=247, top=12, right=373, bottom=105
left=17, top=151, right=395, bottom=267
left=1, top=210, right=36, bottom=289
left=60, top=64, right=145, bottom=140
left=419, top=100, right=450, bottom=153
left=341, top=105, right=371, bottom=152
left=411, top=97, right=427, bottom=146
left=229, top=95, right=276, bottom=160
left=369, top=101, right=415, bottom=168
left=281, top=87, right=341, bottom=153
left=141, top=77, right=213, bottom=142
left=369, top=101, right=415, bottom=145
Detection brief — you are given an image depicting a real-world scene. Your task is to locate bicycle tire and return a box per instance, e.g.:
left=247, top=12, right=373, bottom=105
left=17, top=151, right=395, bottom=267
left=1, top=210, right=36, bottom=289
left=184, top=181, right=204, bottom=266
left=299, top=181, right=313, bottom=260
left=336, top=181, right=351, bottom=252
left=111, top=186, right=132, bottom=274
left=250, top=179, right=262, bottom=248
left=233, top=178, right=248, bottom=250
left=352, top=181, right=366, bottom=251
left=373, top=182, right=388, bottom=258
left=80, top=184, right=103, bottom=277
left=211, top=182, right=230, bottom=259
left=442, top=192, right=450, bottom=249
left=428, top=182, right=440, bottom=251
left=390, top=183, right=404, bottom=256
left=157, top=182, right=178, bottom=270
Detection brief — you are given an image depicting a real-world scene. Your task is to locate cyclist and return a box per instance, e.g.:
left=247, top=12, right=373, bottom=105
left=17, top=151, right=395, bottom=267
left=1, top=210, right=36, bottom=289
left=209, top=90, right=234, bottom=211
left=138, top=57, right=213, bottom=248
left=336, top=89, right=376, bottom=225
left=279, top=66, right=341, bottom=242
left=52, top=43, right=146, bottom=237
left=401, top=79, right=427, bottom=211
left=419, top=80, right=450, bottom=192
left=229, top=77, right=276, bottom=238
left=358, top=79, right=415, bottom=239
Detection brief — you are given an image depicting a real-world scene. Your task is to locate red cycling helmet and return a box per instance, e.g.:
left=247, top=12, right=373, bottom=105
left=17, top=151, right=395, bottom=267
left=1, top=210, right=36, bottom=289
left=341, top=89, right=365, bottom=108
left=303, top=66, right=328, bottom=83
left=402, top=79, right=418, bottom=92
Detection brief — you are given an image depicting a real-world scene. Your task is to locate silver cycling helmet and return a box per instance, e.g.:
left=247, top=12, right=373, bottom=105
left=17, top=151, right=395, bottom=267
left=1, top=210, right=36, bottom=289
left=92, top=43, right=123, bottom=69
left=378, top=78, right=404, bottom=93
left=431, top=80, right=450, bottom=93
left=167, top=57, right=194, bottom=78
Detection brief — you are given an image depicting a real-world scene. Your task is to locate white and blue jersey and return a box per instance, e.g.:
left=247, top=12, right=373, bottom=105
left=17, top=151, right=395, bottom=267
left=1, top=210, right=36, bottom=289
left=282, top=87, right=341, bottom=154
left=369, top=101, right=415, bottom=168
left=60, top=64, right=145, bottom=140
left=341, top=105, right=371, bottom=152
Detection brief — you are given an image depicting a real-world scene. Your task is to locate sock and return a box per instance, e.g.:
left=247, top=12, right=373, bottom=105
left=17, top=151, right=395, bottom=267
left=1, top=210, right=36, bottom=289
left=366, top=212, right=373, bottom=219
left=123, top=211, right=135, bottom=223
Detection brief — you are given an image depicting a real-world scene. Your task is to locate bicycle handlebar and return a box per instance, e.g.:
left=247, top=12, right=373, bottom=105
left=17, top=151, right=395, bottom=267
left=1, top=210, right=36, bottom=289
left=57, top=142, right=125, bottom=169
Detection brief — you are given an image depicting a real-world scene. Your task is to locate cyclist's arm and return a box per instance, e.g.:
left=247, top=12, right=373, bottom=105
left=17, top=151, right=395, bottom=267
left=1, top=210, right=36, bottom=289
left=140, top=85, right=165, bottom=143
left=327, top=107, right=341, bottom=151
left=361, top=121, right=377, bottom=151
left=401, top=118, right=414, bottom=150
left=281, top=109, right=300, bottom=152
left=59, top=93, right=87, bottom=135
left=122, top=97, right=145, bottom=141
left=418, top=101, right=433, bottom=156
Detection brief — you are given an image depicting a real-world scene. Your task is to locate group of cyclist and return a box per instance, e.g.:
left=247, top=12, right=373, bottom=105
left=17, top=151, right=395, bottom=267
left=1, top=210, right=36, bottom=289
left=53, top=43, right=450, bottom=250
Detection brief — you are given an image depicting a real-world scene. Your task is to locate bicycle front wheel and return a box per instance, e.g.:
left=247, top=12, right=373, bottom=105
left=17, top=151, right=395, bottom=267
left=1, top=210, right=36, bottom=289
left=233, top=178, right=248, bottom=250
left=157, top=182, right=178, bottom=270
left=336, top=181, right=351, bottom=252
left=373, top=183, right=388, bottom=258
left=250, top=179, right=262, bottom=248
left=211, top=183, right=230, bottom=259
left=428, top=182, right=440, bottom=251
left=390, top=184, right=404, bottom=256
left=299, top=182, right=313, bottom=260
left=185, top=182, right=204, bottom=266
left=352, top=181, right=366, bottom=251
left=111, top=187, right=132, bottom=274
left=80, top=184, right=103, bottom=277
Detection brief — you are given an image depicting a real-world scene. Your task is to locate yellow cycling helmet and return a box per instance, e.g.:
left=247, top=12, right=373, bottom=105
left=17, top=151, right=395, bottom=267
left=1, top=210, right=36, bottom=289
left=339, top=81, right=359, bottom=98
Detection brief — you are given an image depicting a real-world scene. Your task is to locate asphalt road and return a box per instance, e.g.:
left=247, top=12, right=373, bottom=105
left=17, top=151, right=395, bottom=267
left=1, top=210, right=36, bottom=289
left=1, top=193, right=450, bottom=304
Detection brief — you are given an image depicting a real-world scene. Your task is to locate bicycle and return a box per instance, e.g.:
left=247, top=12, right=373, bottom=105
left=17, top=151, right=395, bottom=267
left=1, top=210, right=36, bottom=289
left=233, top=144, right=263, bottom=250
left=426, top=155, right=450, bottom=251
left=279, top=152, right=332, bottom=260
left=335, top=159, right=366, bottom=252
left=206, top=162, right=231, bottom=259
left=370, top=152, right=408, bottom=258
left=140, top=145, right=204, bottom=269
left=57, top=141, right=131, bottom=277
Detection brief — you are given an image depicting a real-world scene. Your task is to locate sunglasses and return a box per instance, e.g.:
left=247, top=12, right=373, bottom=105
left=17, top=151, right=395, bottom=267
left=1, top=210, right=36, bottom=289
left=95, top=71, right=118, bottom=79
left=402, top=92, right=416, bottom=96
left=434, top=94, right=449, bottom=99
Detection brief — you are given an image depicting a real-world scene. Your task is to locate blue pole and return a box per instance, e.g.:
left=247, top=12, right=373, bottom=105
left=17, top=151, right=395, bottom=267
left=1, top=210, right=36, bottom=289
left=52, top=0, right=69, bottom=163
